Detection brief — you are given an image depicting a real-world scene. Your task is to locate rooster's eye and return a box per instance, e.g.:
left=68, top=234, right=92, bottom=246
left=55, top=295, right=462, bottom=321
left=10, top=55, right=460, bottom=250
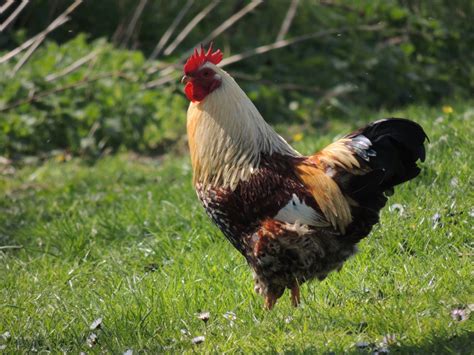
left=202, top=70, right=211, bottom=77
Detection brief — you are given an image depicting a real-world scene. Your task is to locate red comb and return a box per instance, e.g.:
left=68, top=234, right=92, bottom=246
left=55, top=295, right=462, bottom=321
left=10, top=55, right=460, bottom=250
left=183, top=43, right=223, bottom=74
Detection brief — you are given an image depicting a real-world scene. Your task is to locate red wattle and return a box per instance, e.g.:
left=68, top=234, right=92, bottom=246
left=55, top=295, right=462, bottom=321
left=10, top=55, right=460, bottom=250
left=185, top=81, right=209, bottom=102
left=185, top=82, right=196, bottom=102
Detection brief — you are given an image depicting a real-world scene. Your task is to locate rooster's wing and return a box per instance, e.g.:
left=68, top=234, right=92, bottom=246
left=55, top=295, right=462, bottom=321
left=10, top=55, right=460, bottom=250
left=275, top=117, right=427, bottom=241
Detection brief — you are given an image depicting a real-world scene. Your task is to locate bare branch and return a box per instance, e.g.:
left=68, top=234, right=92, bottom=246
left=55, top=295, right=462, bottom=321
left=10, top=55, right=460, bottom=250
left=0, top=71, right=130, bottom=113
left=55, top=0, right=83, bottom=20
left=219, top=23, right=386, bottom=67
left=0, top=0, right=83, bottom=65
left=376, top=34, right=409, bottom=49
left=163, top=0, right=220, bottom=56
left=121, top=0, right=149, bottom=48
left=156, top=65, right=179, bottom=77
left=148, top=0, right=261, bottom=75
left=0, top=0, right=15, bottom=14
left=45, top=50, right=99, bottom=82
left=276, top=0, right=299, bottom=41
left=149, top=0, right=194, bottom=60
left=0, top=36, right=37, bottom=64
left=11, top=31, right=48, bottom=75
left=316, top=83, right=356, bottom=107
left=319, top=0, right=365, bottom=16
left=190, top=0, right=262, bottom=51
left=112, top=20, right=126, bottom=44
left=143, top=75, right=177, bottom=89
left=0, top=0, right=29, bottom=32
left=11, top=14, right=72, bottom=76
left=0, top=21, right=65, bottom=65
left=231, top=71, right=321, bottom=93
left=143, top=23, right=386, bottom=89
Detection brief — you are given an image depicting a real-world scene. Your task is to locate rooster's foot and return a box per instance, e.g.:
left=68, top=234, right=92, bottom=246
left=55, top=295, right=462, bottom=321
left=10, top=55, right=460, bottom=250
left=290, top=285, right=300, bottom=307
left=264, top=294, right=278, bottom=310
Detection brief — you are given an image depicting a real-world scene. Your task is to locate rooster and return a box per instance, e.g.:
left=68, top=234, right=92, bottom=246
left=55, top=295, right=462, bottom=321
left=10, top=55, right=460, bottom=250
left=182, top=44, right=427, bottom=309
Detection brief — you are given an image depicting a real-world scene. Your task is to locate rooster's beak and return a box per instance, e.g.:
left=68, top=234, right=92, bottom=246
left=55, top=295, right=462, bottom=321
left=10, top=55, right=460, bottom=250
left=181, top=75, right=190, bottom=84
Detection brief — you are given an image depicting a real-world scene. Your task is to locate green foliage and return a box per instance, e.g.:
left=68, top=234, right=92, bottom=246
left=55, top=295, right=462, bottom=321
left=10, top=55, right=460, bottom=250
left=1, top=104, right=473, bottom=352
left=0, top=35, right=187, bottom=158
left=0, top=0, right=473, bottom=158
left=8, top=0, right=471, bottom=105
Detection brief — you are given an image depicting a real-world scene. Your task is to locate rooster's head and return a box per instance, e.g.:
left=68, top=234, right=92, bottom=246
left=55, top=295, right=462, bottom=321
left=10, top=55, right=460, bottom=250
left=182, top=44, right=223, bottom=103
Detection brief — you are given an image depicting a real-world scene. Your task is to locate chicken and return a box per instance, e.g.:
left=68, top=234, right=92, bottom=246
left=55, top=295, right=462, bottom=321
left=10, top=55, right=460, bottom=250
left=182, top=44, right=427, bottom=309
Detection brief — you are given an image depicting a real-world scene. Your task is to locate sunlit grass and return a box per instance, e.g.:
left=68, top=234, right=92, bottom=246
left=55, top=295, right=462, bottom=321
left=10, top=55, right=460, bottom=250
left=1, top=103, right=473, bottom=353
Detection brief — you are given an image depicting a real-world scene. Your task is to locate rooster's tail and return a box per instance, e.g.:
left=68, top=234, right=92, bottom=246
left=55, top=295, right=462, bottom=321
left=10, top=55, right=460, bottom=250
left=342, top=118, right=428, bottom=241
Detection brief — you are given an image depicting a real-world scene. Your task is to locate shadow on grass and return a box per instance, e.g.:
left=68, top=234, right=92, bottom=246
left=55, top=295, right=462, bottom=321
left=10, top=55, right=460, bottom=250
left=389, top=332, right=474, bottom=354
left=281, top=331, right=474, bottom=354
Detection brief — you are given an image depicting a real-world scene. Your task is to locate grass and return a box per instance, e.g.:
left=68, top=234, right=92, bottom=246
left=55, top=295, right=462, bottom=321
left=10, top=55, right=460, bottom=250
left=1, top=103, right=473, bottom=353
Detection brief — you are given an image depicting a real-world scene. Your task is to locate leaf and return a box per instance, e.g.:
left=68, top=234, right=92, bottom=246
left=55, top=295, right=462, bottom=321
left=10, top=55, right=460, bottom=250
left=389, top=7, right=407, bottom=20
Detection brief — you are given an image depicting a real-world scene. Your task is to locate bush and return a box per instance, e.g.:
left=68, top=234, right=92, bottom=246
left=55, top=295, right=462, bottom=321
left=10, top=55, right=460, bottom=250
left=0, top=0, right=472, bottom=158
left=0, top=35, right=188, bottom=158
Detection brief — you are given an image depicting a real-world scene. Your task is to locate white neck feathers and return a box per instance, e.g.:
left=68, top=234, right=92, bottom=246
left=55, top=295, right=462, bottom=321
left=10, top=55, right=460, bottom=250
left=187, top=64, right=299, bottom=190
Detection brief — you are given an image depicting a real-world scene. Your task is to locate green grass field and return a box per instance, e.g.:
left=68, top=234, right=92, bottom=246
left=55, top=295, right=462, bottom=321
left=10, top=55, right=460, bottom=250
left=1, top=103, right=473, bottom=353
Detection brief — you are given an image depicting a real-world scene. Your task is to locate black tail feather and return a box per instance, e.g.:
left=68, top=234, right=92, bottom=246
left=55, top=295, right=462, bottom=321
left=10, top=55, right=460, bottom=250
left=348, top=118, right=428, bottom=191
left=343, top=118, right=427, bottom=242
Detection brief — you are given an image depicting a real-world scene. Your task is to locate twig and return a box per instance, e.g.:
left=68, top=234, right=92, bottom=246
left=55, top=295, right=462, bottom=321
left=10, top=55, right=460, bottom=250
left=148, top=0, right=261, bottom=74
left=11, top=16, right=70, bottom=75
left=143, top=74, right=177, bottom=89
left=41, top=0, right=83, bottom=34
left=0, top=36, right=37, bottom=64
left=86, top=121, right=100, bottom=140
left=45, top=50, right=99, bottom=82
left=0, top=0, right=83, bottom=66
left=317, top=83, right=356, bottom=105
left=11, top=31, right=50, bottom=75
left=230, top=71, right=321, bottom=93
left=121, top=0, right=149, bottom=48
left=276, top=0, right=299, bottom=41
left=0, top=22, right=64, bottom=64
left=155, top=64, right=179, bottom=77
left=189, top=0, right=262, bottom=53
left=319, top=0, right=365, bottom=16
left=112, top=20, right=126, bottom=45
left=148, top=0, right=194, bottom=60
left=0, top=0, right=15, bottom=14
left=376, top=34, right=409, bottom=49
left=143, top=60, right=183, bottom=89
left=147, top=0, right=260, bottom=76
left=0, top=0, right=29, bottom=32
left=219, top=23, right=386, bottom=67
left=163, top=0, right=220, bottom=56
left=143, top=23, right=386, bottom=89
left=0, top=71, right=129, bottom=112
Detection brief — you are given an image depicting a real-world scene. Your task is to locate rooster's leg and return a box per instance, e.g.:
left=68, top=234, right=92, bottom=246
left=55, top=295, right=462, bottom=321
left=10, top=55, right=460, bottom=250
left=290, top=285, right=300, bottom=307
left=264, top=294, right=278, bottom=310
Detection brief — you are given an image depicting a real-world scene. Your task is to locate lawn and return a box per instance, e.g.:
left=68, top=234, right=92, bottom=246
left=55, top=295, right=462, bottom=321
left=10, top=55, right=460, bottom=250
left=1, top=103, right=473, bottom=353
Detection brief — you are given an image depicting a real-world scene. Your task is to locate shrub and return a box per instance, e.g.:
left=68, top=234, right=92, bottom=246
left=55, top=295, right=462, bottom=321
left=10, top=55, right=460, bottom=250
left=0, top=35, right=188, bottom=158
left=1, top=1, right=472, bottom=158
